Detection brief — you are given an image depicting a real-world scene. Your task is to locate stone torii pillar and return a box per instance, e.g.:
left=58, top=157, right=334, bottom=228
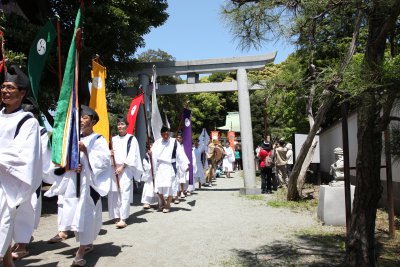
left=237, top=68, right=259, bottom=194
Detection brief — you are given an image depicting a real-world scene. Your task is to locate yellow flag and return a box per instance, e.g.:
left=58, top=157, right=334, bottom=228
left=89, top=60, right=110, bottom=143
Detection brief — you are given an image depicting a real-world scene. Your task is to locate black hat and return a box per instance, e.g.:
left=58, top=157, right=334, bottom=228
left=81, top=105, right=99, bottom=124
left=4, top=65, right=31, bottom=92
left=262, top=141, right=271, bottom=150
left=22, top=97, right=40, bottom=115
left=160, top=125, right=169, bottom=134
left=117, top=114, right=128, bottom=124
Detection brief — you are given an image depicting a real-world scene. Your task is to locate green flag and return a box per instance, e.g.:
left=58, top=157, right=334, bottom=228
left=28, top=20, right=56, bottom=101
left=51, top=8, right=81, bottom=166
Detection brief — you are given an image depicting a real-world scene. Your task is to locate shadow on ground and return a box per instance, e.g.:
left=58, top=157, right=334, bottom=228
left=228, top=233, right=346, bottom=267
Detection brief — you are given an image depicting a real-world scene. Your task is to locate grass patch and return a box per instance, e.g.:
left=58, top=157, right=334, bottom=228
left=375, top=209, right=400, bottom=266
left=294, top=226, right=346, bottom=252
left=266, top=187, right=318, bottom=211
left=244, top=195, right=264, bottom=201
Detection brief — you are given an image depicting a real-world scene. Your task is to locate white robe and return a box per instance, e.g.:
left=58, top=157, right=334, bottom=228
left=186, top=148, right=198, bottom=192
left=194, top=144, right=206, bottom=184
left=141, top=155, right=158, bottom=205
left=108, top=134, right=143, bottom=220
left=151, top=137, right=188, bottom=197
left=223, top=146, right=234, bottom=172
left=45, top=133, right=111, bottom=245
left=176, top=143, right=190, bottom=195
left=13, top=126, right=52, bottom=243
left=0, top=109, right=42, bottom=256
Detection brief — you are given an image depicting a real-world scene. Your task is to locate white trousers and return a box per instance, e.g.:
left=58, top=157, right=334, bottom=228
left=108, top=178, right=133, bottom=220
left=13, top=191, right=41, bottom=243
left=0, top=190, right=17, bottom=257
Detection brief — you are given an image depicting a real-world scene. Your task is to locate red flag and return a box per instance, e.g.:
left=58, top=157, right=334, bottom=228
left=127, top=93, right=144, bottom=134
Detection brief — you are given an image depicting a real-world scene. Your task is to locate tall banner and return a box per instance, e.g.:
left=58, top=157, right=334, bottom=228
left=28, top=20, right=57, bottom=101
left=211, top=131, right=219, bottom=140
left=126, top=93, right=144, bottom=135
left=182, top=108, right=193, bottom=185
left=51, top=8, right=81, bottom=168
left=28, top=20, right=57, bottom=126
left=151, top=67, right=162, bottom=140
left=89, top=60, right=109, bottom=142
left=228, top=131, right=236, bottom=150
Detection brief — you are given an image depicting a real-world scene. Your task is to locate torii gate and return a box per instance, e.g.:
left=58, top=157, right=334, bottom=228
left=128, top=52, right=277, bottom=195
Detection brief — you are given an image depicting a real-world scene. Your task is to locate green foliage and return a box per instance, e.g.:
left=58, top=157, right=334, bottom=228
left=0, top=0, right=169, bottom=123
left=250, top=56, right=310, bottom=146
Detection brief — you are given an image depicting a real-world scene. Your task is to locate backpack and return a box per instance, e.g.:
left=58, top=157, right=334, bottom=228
left=264, top=151, right=273, bottom=167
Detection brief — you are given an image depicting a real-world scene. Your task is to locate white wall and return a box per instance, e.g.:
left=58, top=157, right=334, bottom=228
left=319, top=111, right=400, bottom=214
left=320, top=111, right=400, bottom=183
left=320, top=113, right=358, bottom=178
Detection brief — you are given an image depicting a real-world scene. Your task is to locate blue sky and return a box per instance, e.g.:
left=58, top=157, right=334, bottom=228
left=135, top=0, right=295, bottom=64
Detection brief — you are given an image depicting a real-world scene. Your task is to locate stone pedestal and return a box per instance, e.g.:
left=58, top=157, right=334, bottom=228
left=240, top=187, right=262, bottom=195
left=317, top=185, right=355, bottom=226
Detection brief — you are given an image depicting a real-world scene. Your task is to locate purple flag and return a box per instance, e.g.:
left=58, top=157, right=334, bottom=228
left=182, top=108, right=193, bottom=185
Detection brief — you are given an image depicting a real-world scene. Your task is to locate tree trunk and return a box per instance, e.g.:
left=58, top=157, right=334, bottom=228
left=297, top=138, right=318, bottom=195
left=287, top=89, right=335, bottom=200
left=345, top=2, right=400, bottom=266
left=346, top=95, right=382, bottom=266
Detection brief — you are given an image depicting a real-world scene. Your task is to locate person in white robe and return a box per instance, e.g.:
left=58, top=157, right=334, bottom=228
left=0, top=66, right=42, bottom=267
left=45, top=106, right=112, bottom=267
left=150, top=126, right=188, bottom=213
left=11, top=103, right=53, bottom=259
left=193, top=140, right=206, bottom=187
left=141, top=148, right=158, bottom=209
left=185, top=147, right=198, bottom=194
left=174, top=133, right=189, bottom=203
left=44, top=169, right=72, bottom=244
left=223, top=142, right=235, bottom=178
left=108, top=115, right=143, bottom=229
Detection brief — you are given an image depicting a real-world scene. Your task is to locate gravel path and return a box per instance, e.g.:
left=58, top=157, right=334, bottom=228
left=14, top=171, right=324, bottom=267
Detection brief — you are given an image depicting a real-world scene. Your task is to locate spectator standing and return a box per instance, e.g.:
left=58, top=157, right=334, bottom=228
left=286, top=143, right=293, bottom=177
left=234, top=146, right=241, bottom=170
left=275, top=140, right=288, bottom=187
left=258, top=141, right=274, bottom=194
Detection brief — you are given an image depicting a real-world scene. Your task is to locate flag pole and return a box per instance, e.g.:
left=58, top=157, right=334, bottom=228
left=139, top=86, right=156, bottom=189
left=76, top=0, right=84, bottom=198
left=109, top=128, right=121, bottom=193
left=56, top=15, right=62, bottom=90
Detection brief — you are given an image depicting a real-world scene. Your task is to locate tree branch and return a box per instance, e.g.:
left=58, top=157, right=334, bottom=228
left=340, top=10, right=363, bottom=73
left=376, top=96, right=396, bottom=132
left=374, top=1, right=400, bottom=49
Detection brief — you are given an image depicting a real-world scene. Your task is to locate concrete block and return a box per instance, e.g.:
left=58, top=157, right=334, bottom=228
left=317, top=185, right=355, bottom=226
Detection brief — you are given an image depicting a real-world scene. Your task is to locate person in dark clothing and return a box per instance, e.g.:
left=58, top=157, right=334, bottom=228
left=258, top=141, right=274, bottom=194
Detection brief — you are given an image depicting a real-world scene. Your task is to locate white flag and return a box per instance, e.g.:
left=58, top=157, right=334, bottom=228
left=151, top=66, right=163, bottom=141
left=164, top=111, right=171, bottom=129
left=199, top=128, right=210, bottom=148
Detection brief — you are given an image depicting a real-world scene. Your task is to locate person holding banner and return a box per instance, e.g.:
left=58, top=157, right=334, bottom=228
left=47, top=106, right=112, bottom=266
left=108, top=115, right=143, bottom=229
left=150, top=126, right=188, bottom=213
left=174, top=132, right=191, bottom=203
left=0, top=66, right=42, bottom=267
